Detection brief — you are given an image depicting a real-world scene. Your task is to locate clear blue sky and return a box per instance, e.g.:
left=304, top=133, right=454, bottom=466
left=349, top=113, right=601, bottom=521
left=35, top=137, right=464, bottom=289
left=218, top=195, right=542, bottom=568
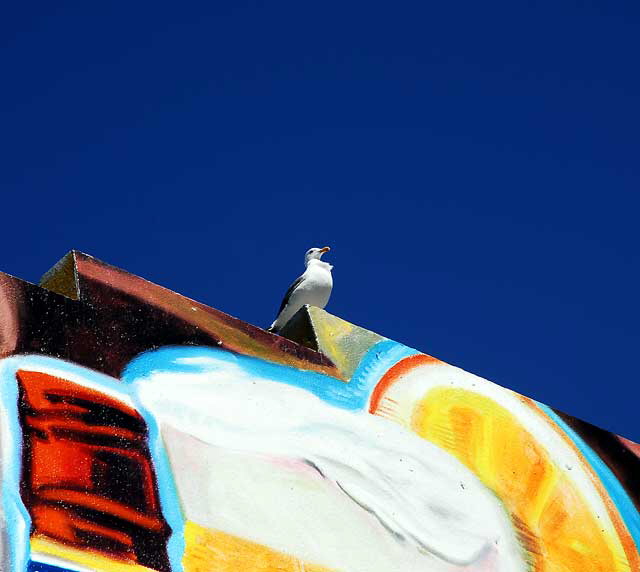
left=1, top=2, right=638, bottom=439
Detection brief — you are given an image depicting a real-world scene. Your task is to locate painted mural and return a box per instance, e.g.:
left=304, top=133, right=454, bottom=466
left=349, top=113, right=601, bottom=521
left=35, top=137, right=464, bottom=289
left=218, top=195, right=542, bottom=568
left=0, top=251, right=638, bottom=572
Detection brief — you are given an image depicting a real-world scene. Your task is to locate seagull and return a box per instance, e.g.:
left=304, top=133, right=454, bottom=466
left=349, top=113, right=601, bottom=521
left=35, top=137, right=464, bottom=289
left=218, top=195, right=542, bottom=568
left=268, top=246, right=333, bottom=333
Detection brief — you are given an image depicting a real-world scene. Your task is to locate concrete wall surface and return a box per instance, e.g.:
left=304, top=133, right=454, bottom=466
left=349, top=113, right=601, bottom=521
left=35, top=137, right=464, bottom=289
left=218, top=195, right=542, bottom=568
left=0, top=251, right=638, bottom=572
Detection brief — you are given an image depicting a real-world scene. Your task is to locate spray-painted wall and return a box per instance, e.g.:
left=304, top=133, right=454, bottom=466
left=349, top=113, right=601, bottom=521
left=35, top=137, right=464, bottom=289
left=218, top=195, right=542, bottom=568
left=1, top=251, right=638, bottom=572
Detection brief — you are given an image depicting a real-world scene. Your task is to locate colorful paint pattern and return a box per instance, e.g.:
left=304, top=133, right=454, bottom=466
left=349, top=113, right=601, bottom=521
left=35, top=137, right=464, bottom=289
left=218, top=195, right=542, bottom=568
left=0, top=251, right=638, bottom=571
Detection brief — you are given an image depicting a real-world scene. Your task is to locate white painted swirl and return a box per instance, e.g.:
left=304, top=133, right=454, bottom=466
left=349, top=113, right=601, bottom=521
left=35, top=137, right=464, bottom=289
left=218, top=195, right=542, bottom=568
left=132, top=353, right=527, bottom=572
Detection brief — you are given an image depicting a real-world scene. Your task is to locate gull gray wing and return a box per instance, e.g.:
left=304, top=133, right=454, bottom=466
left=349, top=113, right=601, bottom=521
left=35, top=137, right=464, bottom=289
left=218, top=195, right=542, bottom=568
left=277, top=275, right=305, bottom=315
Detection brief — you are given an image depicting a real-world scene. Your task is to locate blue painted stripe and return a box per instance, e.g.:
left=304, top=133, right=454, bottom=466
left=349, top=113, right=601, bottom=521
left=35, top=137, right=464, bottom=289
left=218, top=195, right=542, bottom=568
left=347, top=339, right=420, bottom=409
left=0, top=359, right=34, bottom=572
left=538, top=403, right=640, bottom=552
left=27, top=561, right=74, bottom=572
left=129, top=390, right=185, bottom=572
left=122, top=341, right=419, bottom=411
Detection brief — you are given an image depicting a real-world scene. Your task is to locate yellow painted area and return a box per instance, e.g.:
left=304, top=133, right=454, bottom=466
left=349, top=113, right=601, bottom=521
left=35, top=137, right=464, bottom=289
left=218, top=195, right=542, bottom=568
left=183, top=520, right=335, bottom=572
left=32, top=526, right=336, bottom=572
left=313, top=311, right=355, bottom=373
left=410, top=388, right=635, bottom=572
left=309, top=306, right=383, bottom=379
left=30, top=536, right=157, bottom=572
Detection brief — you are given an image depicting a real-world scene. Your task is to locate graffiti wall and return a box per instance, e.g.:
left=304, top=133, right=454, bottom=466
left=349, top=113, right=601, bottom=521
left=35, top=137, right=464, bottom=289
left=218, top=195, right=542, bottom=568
left=0, top=251, right=638, bottom=572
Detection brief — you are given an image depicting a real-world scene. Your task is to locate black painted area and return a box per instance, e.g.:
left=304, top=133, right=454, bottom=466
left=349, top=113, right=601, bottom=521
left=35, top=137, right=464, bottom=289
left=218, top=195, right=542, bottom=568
left=555, top=409, right=640, bottom=512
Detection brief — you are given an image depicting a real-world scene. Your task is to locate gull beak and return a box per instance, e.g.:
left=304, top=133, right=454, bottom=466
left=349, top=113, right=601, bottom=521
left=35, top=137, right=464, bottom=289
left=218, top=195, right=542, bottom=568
left=320, top=246, right=331, bottom=253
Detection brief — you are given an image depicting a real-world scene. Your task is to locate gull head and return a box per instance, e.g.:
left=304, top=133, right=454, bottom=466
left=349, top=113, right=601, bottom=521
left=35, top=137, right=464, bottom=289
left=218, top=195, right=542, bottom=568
left=305, top=246, right=331, bottom=266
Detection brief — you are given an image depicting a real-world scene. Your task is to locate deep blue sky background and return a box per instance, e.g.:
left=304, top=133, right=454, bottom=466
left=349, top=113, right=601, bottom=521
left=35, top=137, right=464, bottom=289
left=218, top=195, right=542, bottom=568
left=1, top=2, right=639, bottom=439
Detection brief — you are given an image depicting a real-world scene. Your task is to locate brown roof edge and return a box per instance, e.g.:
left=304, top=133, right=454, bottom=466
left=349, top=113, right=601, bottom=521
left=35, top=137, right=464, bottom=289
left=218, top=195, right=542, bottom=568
left=40, top=251, right=343, bottom=378
left=0, top=272, right=23, bottom=357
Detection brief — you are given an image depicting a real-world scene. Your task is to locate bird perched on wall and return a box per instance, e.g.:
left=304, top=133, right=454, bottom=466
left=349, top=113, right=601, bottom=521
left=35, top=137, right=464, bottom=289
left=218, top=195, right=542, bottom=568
left=268, top=246, right=333, bottom=333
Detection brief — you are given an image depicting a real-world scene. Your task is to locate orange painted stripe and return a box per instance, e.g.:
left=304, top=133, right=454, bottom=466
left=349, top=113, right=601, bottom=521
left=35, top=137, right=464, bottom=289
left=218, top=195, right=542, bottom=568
left=368, top=353, right=441, bottom=413
left=25, top=416, right=143, bottom=442
left=37, top=489, right=166, bottom=531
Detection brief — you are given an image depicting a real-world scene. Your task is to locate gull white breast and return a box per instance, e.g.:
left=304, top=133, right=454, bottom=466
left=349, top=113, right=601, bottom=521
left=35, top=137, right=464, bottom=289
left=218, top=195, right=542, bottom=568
left=268, top=246, right=333, bottom=333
